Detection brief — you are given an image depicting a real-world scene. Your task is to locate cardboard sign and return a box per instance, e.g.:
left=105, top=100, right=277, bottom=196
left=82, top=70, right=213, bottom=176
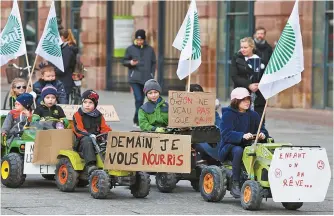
left=58, top=105, right=120, bottom=122
left=168, top=91, right=216, bottom=128
left=103, top=131, right=191, bottom=173
left=24, top=142, right=56, bottom=174
left=32, top=129, right=74, bottom=165
left=269, top=147, right=331, bottom=202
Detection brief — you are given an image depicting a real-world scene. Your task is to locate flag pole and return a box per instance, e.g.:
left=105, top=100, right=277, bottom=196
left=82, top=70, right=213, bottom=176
left=27, top=55, right=38, bottom=92
left=187, top=58, right=192, bottom=92
left=248, top=99, right=268, bottom=180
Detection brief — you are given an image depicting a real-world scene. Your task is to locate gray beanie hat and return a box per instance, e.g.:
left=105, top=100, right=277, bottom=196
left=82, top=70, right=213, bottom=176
left=143, top=79, right=162, bottom=95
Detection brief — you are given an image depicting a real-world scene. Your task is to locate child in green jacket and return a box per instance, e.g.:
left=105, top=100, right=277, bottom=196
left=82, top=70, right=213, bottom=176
left=138, top=79, right=168, bottom=132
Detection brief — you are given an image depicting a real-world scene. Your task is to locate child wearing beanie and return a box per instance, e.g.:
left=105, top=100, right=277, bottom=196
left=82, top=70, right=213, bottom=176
left=138, top=79, right=168, bottom=132
left=32, top=84, right=69, bottom=128
left=1, top=93, right=34, bottom=143
left=72, top=90, right=111, bottom=174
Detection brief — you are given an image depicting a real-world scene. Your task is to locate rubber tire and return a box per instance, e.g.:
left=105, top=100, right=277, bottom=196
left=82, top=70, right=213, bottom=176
left=77, top=179, right=89, bottom=187
left=156, top=173, right=177, bottom=193
left=282, top=202, right=303, bottom=210
left=1, top=153, right=25, bottom=188
left=190, top=180, right=200, bottom=192
left=199, top=165, right=226, bottom=202
left=41, top=174, right=55, bottom=180
left=89, top=170, right=111, bottom=199
left=55, top=157, right=79, bottom=192
left=240, top=180, right=263, bottom=210
left=130, top=172, right=151, bottom=198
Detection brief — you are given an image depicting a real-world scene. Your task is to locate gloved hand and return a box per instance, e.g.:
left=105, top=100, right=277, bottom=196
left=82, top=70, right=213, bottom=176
left=89, top=134, right=96, bottom=139
left=155, top=127, right=166, bottom=133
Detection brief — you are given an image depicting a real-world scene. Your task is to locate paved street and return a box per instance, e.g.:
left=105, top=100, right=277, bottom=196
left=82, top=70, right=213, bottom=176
left=1, top=87, right=333, bottom=215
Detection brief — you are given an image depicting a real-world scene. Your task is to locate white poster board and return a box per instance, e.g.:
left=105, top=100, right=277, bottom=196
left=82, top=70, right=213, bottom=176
left=23, top=142, right=56, bottom=174
left=269, top=147, right=331, bottom=202
left=114, top=16, right=134, bottom=57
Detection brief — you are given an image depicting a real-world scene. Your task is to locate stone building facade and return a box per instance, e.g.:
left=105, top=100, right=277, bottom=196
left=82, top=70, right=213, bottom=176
left=1, top=0, right=332, bottom=109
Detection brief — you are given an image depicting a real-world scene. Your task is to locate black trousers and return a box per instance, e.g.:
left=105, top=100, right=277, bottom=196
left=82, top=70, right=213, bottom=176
left=78, top=136, right=96, bottom=165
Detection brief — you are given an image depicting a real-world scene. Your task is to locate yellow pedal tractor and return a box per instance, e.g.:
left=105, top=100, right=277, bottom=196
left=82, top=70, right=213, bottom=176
left=55, top=132, right=151, bottom=199
left=198, top=137, right=310, bottom=211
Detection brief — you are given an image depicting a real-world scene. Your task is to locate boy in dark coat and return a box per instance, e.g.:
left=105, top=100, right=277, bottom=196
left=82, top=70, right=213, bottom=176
left=72, top=90, right=111, bottom=174
left=33, top=61, right=68, bottom=104
left=218, top=87, right=268, bottom=199
left=32, top=85, right=69, bottom=128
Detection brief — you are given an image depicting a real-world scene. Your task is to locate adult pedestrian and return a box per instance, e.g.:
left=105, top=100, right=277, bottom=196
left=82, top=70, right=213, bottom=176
left=253, top=26, right=273, bottom=65
left=123, top=29, right=157, bottom=128
left=55, top=29, right=79, bottom=103
left=231, top=37, right=267, bottom=122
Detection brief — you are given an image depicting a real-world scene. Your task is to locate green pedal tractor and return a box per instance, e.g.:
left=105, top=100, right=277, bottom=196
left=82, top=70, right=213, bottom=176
left=1, top=116, right=56, bottom=188
left=199, top=138, right=331, bottom=211
left=55, top=132, right=151, bottom=199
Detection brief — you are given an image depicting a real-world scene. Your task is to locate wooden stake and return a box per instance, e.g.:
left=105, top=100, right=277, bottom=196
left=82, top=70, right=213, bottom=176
left=187, top=58, right=192, bottom=92
left=27, top=55, right=38, bottom=92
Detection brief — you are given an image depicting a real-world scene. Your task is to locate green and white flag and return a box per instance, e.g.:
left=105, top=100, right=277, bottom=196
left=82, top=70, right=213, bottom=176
left=35, top=0, right=64, bottom=72
left=172, top=0, right=201, bottom=80
left=0, top=0, right=26, bottom=67
left=259, top=0, right=304, bottom=99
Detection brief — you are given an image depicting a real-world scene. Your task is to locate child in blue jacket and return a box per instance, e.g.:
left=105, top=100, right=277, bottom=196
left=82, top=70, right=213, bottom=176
left=218, top=87, right=268, bottom=199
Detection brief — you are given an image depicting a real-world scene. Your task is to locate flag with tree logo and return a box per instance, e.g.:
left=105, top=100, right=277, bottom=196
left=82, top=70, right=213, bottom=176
left=0, top=0, right=26, bottom=67
left=35, top=0, right=64, bottom=72
left=172, top=0, right=201, bottom=80
left=258, top=0, right=304, bottom=99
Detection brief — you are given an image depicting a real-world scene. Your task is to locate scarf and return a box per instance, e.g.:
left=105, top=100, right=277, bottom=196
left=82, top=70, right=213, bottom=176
left=254, top=38, right=266, bottom=45
left=80, top=107, right=100, bottom=118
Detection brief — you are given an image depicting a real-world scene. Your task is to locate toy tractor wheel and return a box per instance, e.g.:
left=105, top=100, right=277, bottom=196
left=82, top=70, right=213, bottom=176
left=190, top=180, right=200, bottom=192
left=1, top=153, right=25, bottom=188
left=55, top=157, right=79, bottom=192
left=281, top=202, right=303, bottom=210
left=77, top=179, right=89, bottom=187
left=130, top=172, right=151, bottom=198
left=41, top=174, right=55, bottom=180
left=241, top=180, right=263, bottom=210
left=156, top=172, right=177, bottom=193
left=199, top=165, right=226, bottom=202
left=89, top=170, right=110, bottom=199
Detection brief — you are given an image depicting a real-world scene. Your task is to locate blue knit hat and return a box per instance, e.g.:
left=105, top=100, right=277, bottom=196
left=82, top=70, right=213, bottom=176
left=41, top=84, right=58, bottom=99
left=16, top=93, right=33, bottom=110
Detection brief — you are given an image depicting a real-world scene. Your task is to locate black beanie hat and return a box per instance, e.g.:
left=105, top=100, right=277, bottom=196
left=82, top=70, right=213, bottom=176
left=190, top=84, right=204, bottom=92
left=82, top=90, right=99, bottom=108
left=135, top=29, right=146, bottom=40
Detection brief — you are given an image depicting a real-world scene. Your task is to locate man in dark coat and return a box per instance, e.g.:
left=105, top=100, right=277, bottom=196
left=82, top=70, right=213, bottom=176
left=253, top=27, right=273, bottom=66
left=123, top=29, right=157, bottom=127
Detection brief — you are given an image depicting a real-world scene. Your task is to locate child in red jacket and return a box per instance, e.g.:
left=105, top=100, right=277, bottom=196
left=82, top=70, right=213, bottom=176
left=72, top=90, right=111, bottom=174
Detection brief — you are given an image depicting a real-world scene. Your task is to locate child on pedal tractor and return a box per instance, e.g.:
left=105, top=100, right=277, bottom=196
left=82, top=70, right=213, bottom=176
left=72, top=90, right=111, bottom=174
left=33, top=61, right=68, bottom=105
left=218, top=87, right=268, bottom=199
left=1, top=93, right=34, bottom=143
left=8, top=78, right=28, bottom=110
left=138, top=79, right=168, bottom=133
left=32, top=85, right=69, bottom=129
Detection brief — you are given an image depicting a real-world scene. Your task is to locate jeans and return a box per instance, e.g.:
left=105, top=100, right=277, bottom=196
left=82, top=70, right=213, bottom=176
left=229, top=146, right=244, bottom=181
left=130, top=83, right=145, bottom=124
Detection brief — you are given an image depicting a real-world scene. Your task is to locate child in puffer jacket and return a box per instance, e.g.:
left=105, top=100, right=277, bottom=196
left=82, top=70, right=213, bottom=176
left=138, top=79, right=168, bottom=133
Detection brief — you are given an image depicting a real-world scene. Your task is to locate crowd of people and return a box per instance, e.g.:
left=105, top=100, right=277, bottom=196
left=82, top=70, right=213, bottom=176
left=2, top=26, right=274, bottom=198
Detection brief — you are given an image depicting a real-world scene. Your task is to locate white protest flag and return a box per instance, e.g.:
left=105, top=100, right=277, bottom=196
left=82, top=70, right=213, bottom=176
left=258, top=0, right=304, bottom=99
left=0, top=0, right=27, bottom=66
left=172, top=0, right=201, bottom=80
left=35, top=0, right=64, bottom=72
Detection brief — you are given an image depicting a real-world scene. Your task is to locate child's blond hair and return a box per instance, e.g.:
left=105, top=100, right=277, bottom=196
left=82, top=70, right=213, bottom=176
left=10, top=78, right=27, bottom=97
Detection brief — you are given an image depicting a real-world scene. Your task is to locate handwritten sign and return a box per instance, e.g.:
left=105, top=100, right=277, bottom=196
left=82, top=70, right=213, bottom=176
left=58, top=105, right=120, bottom=122
left=24, top=142, right=56, bottom=174
left=268, top=147, right=331, bottom=202
left=103, top=131, right=191, bottom=173
left=168, top=91, right=215, bottom=128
